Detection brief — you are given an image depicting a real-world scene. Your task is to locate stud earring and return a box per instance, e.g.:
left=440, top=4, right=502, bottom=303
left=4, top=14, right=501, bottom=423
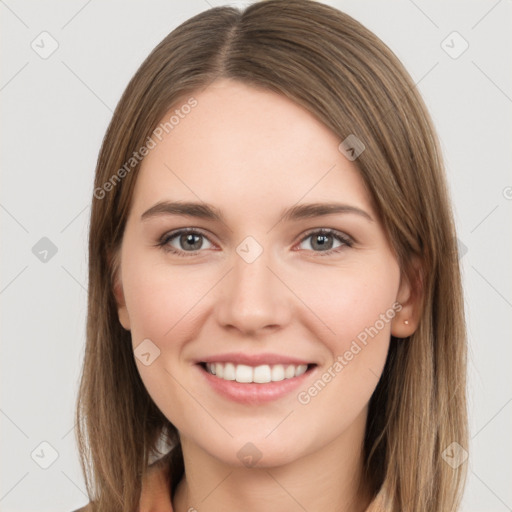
left=404, top=320, right=409, bottom=325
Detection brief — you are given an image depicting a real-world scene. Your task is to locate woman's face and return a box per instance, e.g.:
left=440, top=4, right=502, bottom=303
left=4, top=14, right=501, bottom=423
left=114, top=78, right=414, bottom=468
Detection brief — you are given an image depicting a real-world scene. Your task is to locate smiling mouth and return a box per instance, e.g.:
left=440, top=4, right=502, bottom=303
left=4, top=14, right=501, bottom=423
left=198, top=362, right=317, bottom=384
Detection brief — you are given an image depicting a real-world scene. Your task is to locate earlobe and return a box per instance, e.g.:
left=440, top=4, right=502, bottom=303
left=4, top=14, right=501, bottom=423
left=391, top=257, right=423, bottom=339
left=110, top=251, right=131, bottom=331
left=113, top=278, right=131, bottom=331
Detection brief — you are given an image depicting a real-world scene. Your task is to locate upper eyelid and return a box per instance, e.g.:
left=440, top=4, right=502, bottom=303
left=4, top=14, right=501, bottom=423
left=299, top=227, right=353, bottom=241
left=160, top=227, right=214, bottom=246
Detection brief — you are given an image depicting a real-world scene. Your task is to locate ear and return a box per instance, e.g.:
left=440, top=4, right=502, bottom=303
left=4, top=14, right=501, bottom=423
left=391, top=256, right=423, bottom=339
left=109, top=249, right=131, bottom=331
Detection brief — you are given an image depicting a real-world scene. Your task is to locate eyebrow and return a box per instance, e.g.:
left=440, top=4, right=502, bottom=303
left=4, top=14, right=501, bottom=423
left=140, top=200, right=373, bottom=223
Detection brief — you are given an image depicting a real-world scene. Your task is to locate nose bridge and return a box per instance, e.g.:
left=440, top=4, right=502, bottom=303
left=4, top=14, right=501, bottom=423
left=215, top=239, right=290, bottom=333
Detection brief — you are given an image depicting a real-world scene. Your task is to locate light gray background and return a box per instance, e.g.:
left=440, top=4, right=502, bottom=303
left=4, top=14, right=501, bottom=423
left=1, top=1, right=511, bottom=511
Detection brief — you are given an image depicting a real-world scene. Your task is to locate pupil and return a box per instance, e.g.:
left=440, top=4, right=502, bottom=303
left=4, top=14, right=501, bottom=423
left=182, top=233, right=201, bottom=250
left=313, top=234, right=332, bottom=251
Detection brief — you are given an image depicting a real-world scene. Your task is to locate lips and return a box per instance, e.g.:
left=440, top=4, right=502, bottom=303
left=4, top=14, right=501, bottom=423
left=194, top=353, right=318, bottom=404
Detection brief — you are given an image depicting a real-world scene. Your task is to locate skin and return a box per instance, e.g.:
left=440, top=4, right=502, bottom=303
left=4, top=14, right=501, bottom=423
left=113, top=78, right=421, bottom=512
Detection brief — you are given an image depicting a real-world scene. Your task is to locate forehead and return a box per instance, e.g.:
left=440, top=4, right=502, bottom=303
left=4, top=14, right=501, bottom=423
left=131, top=79, right=374, bottom=220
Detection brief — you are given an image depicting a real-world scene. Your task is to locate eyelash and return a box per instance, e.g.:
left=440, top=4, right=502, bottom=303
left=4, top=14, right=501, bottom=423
left=156, top=228, right=354, bottom=258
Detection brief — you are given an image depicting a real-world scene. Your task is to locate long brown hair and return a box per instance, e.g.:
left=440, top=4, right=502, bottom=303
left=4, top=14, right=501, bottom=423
left=75, top=1, right=469, bottom=510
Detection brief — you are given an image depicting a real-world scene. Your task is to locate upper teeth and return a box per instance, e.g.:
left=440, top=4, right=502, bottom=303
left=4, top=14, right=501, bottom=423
left=205, top=362, right=308, bottom=383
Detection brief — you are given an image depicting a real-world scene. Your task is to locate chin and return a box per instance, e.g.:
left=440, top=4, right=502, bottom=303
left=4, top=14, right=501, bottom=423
left=201, top=434, right=310, bottom=470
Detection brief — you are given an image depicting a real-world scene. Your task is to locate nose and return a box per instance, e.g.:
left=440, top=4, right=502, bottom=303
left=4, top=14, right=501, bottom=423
left=215, top=247, right=292, bottom=336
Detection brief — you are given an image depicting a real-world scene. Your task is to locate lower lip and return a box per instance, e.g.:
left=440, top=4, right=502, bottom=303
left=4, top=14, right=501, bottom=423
left=196, top=363, right=317, bottom=405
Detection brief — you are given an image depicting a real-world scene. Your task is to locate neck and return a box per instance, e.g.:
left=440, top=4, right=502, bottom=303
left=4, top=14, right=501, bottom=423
left=172, top=408, right=373, bottom=512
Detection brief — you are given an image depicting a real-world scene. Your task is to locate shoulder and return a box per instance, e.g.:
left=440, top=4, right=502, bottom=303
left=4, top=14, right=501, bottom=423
left=69, top=453, right=174, bottom=512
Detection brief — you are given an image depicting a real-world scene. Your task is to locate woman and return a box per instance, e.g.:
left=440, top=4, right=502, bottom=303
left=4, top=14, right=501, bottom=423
left=74, top=1, right=469, bottom=510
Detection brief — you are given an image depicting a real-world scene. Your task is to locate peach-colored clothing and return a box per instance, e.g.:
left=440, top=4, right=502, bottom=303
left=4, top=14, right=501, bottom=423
left=74, top=455, right=387, bottom=511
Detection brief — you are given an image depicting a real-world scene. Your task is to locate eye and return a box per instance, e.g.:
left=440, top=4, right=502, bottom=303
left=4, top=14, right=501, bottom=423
left=157, top=229, right=214, bottom=256
left=297, top=228, right=353, bottom=255
left=157, top=227, right=353, bottom=258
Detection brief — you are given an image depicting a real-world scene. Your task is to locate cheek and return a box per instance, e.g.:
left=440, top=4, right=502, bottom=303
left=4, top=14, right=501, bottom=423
left=122, top=253, right=212, bottom=343
left=291, top=259, right=400, bottom=352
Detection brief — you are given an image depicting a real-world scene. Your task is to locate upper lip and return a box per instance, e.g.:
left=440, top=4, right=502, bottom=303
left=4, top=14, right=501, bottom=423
left=196, top=352, right=315, bottom=367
